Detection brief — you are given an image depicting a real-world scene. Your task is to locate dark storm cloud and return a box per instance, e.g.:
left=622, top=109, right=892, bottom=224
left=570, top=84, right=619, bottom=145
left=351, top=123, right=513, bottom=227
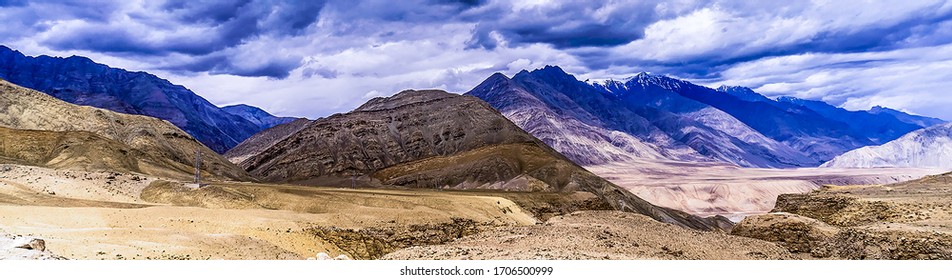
left=44, top=0, right=324, bottom=54
left=163, top=51, right=303, bottom=79
left=0, top=0, right=122, bottom=39
left=160, top=0, right=252, bottom=25
left=3, top=0, right=952, bottom=118
left=464, top=1, right=688, bottom=50
left=16, top=0, right=324, bottom=78
left=571, top=1, right=952, bottom=80
left=0, top=0, right=27, bottom=7
left=319, top=0, right=486, bottom=27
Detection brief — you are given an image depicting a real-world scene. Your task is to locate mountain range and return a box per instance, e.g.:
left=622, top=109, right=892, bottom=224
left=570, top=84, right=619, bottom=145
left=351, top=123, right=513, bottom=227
left=467, top=66, right=944, bottom=168
left=0, top=45, right=293, bottom=153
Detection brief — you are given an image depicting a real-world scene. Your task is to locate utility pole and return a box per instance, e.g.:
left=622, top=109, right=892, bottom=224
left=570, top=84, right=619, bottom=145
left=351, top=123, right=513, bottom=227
left=194, top=150, right=201, bottom=186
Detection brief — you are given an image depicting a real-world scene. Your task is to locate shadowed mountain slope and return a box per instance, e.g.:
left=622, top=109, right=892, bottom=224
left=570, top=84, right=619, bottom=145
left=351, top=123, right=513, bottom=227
left=225, top=118, right=312, bottom=165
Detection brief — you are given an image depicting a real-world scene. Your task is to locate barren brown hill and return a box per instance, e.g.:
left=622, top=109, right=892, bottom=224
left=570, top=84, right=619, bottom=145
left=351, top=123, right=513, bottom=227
left=0, top=79, right=251, bottom=181
left=0, top=126, right=168, bottom=176
left=240, top=89, right=728, bottom=231
left=225, top=118, right=312, bottom=165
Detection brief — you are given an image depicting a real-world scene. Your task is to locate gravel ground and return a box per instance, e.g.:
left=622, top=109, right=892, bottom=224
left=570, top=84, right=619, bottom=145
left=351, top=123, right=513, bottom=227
left=384, top=210, right=797, bottom=260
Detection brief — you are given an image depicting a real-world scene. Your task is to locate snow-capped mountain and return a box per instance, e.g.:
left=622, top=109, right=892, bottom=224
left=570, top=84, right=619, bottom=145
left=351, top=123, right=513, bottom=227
left=467, top=72, right=702, bottom=166
left=468, top=66, right=943, bottom=168
left=716, top=85, right=773, bottom=103
left=591, top=71, right=818, bottom=167
left=468, top=66, right=816, bottom=168
left=631, top=77, right=935, bottom=163
left=642, top=77, right=873, bottom=163
left=822, top=123, right=952, bottom=169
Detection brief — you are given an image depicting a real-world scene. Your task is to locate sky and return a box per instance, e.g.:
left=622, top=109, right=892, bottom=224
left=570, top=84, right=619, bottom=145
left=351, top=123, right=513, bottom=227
left=1, top=0, right=951, bottom=120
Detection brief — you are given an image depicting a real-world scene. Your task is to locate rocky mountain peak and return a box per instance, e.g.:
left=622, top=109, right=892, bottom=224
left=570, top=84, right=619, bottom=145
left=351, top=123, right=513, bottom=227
left=524, top=65, right=579, bottom=83
left=716, top=85, right=771, bottom=103
left=355, top=89, right=454, bottom=112
left=628, top=72, right=687, bottom=91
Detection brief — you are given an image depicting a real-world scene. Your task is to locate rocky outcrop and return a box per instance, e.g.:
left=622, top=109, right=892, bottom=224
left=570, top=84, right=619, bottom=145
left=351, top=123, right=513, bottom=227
left=307, top=218, right=484, bottom=260
left=733, top=172, right=952, bottom=259
left=733, top=213, right=952, bottom=259
left=225, top=118, right=312, bottom=165
left=383, top=211, right=794, bottom=260
left=1, top=234, right=64, bottom=260
left=731, top=213, right=840, bottom=256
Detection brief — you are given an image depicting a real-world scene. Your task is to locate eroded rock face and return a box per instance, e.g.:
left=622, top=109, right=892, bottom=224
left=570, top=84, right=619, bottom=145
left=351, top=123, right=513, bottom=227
left=239, top=89, right=727, bottom=231
left=734, top=213, right=952, bottom=259
left=383, top=211, right=794, bottom=260
left=734, top=174, right=952, bottom=259
left=731, top=213, right=840, bottom=256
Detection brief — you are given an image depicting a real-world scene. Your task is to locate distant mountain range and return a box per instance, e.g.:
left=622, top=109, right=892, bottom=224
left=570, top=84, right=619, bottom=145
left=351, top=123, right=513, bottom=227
left=225, top=118, right=312, bottom=165
left=0, top=45, right=294, bottom=153
left=822, top=122, right=952, bottom=169
left=1, top=44, right=943, bottom=168
left=467, top=66, right=944, bottom=168
left=221, top=104, right=298, bottom=132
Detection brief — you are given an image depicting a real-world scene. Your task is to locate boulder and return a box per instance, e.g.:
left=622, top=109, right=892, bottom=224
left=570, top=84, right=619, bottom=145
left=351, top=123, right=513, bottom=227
left=731, top=212, right=839, bottom=257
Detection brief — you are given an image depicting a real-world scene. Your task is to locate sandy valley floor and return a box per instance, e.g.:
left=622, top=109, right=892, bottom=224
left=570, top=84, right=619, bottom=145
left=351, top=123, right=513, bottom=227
left=586, top=160, right=946, bottom=220
left=3, top=162, right=945, bottom=260
left=0, top=164, right=543, bottom=260
left=0, top=163, right=797, bottom=260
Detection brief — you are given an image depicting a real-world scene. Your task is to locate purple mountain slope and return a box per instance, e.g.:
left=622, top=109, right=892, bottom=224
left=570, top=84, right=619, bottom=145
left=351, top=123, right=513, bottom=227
left=627, top=74, right=871, bottom=162
left=468, top=66, right=817, bottom=168
left=0, top=45, right=289, bottom=153
left=774, top=96, right=929, bottom=144
left=868, top=105, right=946, bottom=128
left=468, top=66, right=943, bottom=168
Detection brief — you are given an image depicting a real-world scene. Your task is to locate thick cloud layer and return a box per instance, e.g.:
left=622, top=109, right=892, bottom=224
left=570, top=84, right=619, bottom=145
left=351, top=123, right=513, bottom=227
left=1, top=0, right=951, bottom=120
